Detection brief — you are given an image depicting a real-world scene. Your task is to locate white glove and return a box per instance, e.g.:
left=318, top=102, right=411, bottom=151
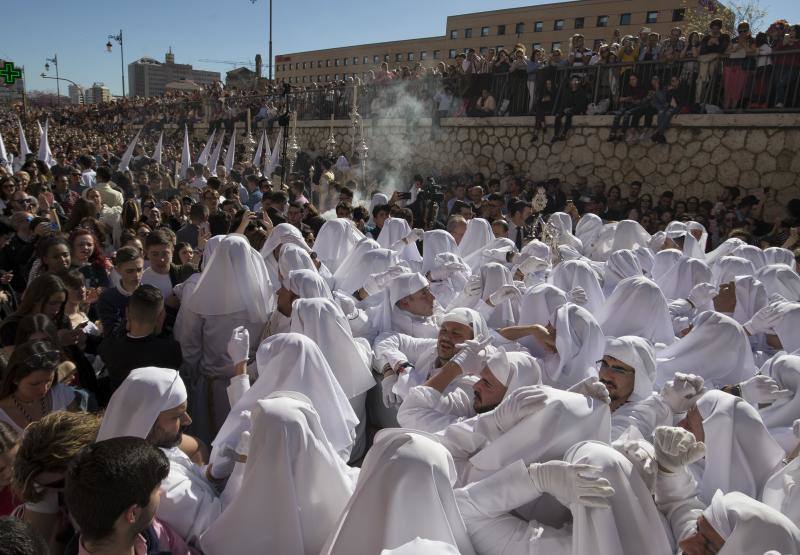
left=483, top=248, right=512, bottom=263
left=688, top=282, right=718, bottom=308
left=653, top=426, right=706, bottom=473
left=451, top=337, right=492, bottom=375
left=227, top=326, right=250, bottom=365
left=403, top=228, right=424, bottom=244
left=568, top=375, right=611, bottom=405
left=492, top=386, right=548, bottom=434
left=234, top=430, right=251, bottom=460
left=660, top=372, right=706, bottom=413
left=488, top=284, right=522, bottom=306
left=740, top=374, right=793, bottom=405
left=464, top=274, right=483, bottom=297
left=744, top=303, right=784, bottom=335
left=528, top=460, right=615, bottom=508
left=429, top=261, right=468, bottom=282
left=382, top=372, right=401, bottom=408
left=333, top=292, right=357, bottom=319
left=518, top=256, right=549, bottom=275
left=668, top=299, right=694, bottom=318
left=363, top=265, right=406, bottom=296
left=567, top=286, right=588, bottom=306
left=615, top=440, right=657, bottom=492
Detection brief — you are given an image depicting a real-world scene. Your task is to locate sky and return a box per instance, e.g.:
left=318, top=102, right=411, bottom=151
left=3, top=0, right=798, bottom=97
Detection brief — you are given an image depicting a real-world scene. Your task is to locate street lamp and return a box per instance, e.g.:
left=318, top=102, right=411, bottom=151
left=106, top=30, right=125, bottom=97
left=40, top=73, right=82, bottom=103
left=44, top=54, right=60, bottom=104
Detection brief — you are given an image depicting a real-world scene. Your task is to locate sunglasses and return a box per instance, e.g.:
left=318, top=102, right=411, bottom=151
left=596, top=359, right=634, bottom=376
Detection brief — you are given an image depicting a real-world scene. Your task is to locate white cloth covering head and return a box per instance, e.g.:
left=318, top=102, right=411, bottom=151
left=278, top=243, right=318, bottom=287
left=368, top=192, right=389, bottom=225
left=548, top=259, right=606, bottom=315
left=705, top=237, right=746, bottom=266
left=655, top=256, right=712, bottom=301
left=603, top=249, right=644, bottom=294
left=604, top=336, right=657, bottom=401
left=518, top=283, right=568, bottom=354
left=728, top=275, right=767, bottom=325
left=650, top=248, right=683, bottom=280
left=773, top=302, right=800, bottom=352
left=763, top=247, right=795, bottom=268
left=290, top=298, right=375, bottom=398
left=185, top=234, right=273, bottom=322
left=703, top=490, right=800, bottom=554
left=200, top=235, right=224, bottom=271
left=211, top=333, right=358, bottom=466
left=759, top=354, right=800, bottom=428
left=712, top=255, right=756, bottom=286
left=731, top=244, right=768, bottom=269
left=97, top=367, right=187, bottom=441
left=610, top=219, right=652, bottom=253
left=380, top=539, right=459, bottom=555
left=589, top=222, right=619, bottom=261
left=422, top=230, right=458, bottom=274
left=287, top=268, right=333, bottom=299
left=665, top=221, right=704, bottom=260
left=486, top=349, right=543, bottom=393
left=550, top=303, right=605, bottom=388
left=379, top=272, right=433, bottom=334
left=440, top=307, right=490, bottom=340
left=549, top=212, right=583, bottom=251
left=321, top=429, right=477, bottom=555
left=696, top=389, right=785, bottom=502
left=633, top=245, right=655, bottom=278
left=467, top=386, right=611, bottom=482
left=575, top=213, right=603, bottom=255
left=565, top=441, right=673, bottom=555
left=597, top=276, right=675, bottom=345
left=313, top=218, right=364, bottom=274
left=520, top=238, right=551, bottom=260
left=655, top=311, right=755, bottom=389
left=755, top=264, right=800, bottom=302
left=762, top=457, right=800, bottom=524
left=335, top=248, right=398, bottom=302
left=558, top=244, right=583, bottom=261
left=199, top=393, right=356, bottom=555
left=332, top=237, right=379, bottom=288
left=260, top=222, right=310, bottom=261
left=456, top=218, right=494, bottom=264
left=376, top=217, right=422, bottom=263
left=479, top=262, right=516, bottom=328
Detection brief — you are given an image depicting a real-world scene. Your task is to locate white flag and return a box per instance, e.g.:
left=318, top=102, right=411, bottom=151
left=262, top=130, right=272, bottom=177
left=252, top=130, right=265, bottom=169
left=36, top=120, right=43, bottom=138
left=180, top=125, right=192, bottom=179
left=0, top=131, right=8, bottom=169
left=266, top=127, right=282, bottom=177
left=14, top=118, right=30, bottom=172
left=196, top=128, right=216, bottom=166
left=153, top=131, right=164, bottom=165
left=208, top=132, right=225, bottom=177
left=38, top=120, right=54, bottom=168
left=118, top=128, right=142, bottom=172
left=223, top=132, right=236, bottom=173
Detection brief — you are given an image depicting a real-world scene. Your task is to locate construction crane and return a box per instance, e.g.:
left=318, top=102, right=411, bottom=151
left=198, top=59, right=256, bottom=69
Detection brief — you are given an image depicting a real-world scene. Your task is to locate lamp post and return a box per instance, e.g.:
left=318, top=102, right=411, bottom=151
left=39, top=74, right=82, bottom=104
left=44, top=54, right=60, bottom=104
left=106, top=30, right=125, bottom=97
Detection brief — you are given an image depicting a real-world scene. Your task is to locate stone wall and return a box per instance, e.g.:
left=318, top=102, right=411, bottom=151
left=189, top=114, right=800, bottom=201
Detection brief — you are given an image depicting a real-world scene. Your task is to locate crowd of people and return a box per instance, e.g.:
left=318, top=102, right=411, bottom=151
left=0, top=101, right=798, bottom=554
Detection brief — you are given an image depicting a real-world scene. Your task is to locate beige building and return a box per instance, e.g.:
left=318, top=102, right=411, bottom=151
left=276, top=0, right=715, bottom=85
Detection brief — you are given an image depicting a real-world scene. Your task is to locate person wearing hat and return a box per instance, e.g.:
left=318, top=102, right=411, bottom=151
left=696, top=18, right=731, bottom=104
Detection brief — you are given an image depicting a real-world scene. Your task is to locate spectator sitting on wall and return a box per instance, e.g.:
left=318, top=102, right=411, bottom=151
left=467, top=89, right=496, bottom=117
left=551, top=76, right=588, bottom=143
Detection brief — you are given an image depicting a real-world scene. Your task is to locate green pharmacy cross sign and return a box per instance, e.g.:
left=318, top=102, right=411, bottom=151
left=0, top=62, right=23, bottom=85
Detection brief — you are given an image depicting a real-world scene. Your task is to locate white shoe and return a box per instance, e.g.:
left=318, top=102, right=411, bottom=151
left=776, top=102, right=785, bottom=108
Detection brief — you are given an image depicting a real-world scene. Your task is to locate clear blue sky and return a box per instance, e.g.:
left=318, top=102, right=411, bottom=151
left=3, top=0, right=798, bottom=97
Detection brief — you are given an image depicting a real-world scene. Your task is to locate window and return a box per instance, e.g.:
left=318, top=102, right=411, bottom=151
left=618, top=13, right=630, bottom=25
left=515, top=22, right=525, bottom=34
left=326, top=60, right=331, bottom=67
left=325, top=75, right=330, bottom=82
left=302, top=62, right=306, bottom=69
left=481, top=26, right=490, bottom=37
left=480, top=46, right=488, bottom=55
left=554, top=19, right=564, bottom=31
left=363, top=56, right=368, bottom=64
left=343, top=57, right=349, bottom=66
left=294, top=62, right=299, bottom=69
left=383, top=54, right=389, bottom=62
left=672, top=8, right=686, bottom=21
left=420, top=51, right=427, bottom=60
left=532, top=42, right=542, bottom=51
left=373, top=55, right=380, bottom=64
left=534, top=21, right=543, bottom=32
left=574, top=17, right=584, bottom=29
left=464, top=28, right=473, bottom=38
left=449, top=49, right=457, bottom=59
left=497, top=24, right=506, bottom=35
left=433, top=50, right=441, bottom=60
left=551, top=42, right=561, bottom=52
left=317, top=60, right=322, bottom=68
left=593, top=39, right=604, bottom=50
left=334, top=74, right=339, bottom=80
left=646, top=11, right=658, bottom=24
left=334, top=58, right=340, bottom=66
left=395, top=53, right=403, bottom=62
left=408, top=52, right=415, bottom=61
left=302, top=76, right=306, bottom=83
left=450, top=29, right=458, bottom=39
left=597, top=15, right=609, bottom=27
left=318, top=75, right=322, bottom=82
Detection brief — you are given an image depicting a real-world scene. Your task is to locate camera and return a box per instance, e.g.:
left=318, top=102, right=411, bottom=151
left=417, top=177, right=445, bottom=205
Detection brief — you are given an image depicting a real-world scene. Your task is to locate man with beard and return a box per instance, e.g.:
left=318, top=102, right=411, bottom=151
left=97, top=367, right=229, bottom=546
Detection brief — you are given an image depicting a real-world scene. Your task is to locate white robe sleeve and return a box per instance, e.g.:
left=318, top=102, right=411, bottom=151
left=226, top=375, right=251, bottom=408
left=610, top=395, right=672, bottom=442
left=455, top=460, right=572, bottom=554
left=654, top=467, right=705, bottom=544
left=158, top=457, right=223, bottom=546
left=397, top=386, right=475, bottom=433
left=373, top=332, right=437, bottom=371
left=174, top=308, right=204, bottom=374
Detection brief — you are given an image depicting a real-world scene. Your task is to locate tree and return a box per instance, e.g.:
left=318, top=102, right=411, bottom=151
left=680, top=0, right=735, bottom=34
left=727, top=0, right=769, bottom=32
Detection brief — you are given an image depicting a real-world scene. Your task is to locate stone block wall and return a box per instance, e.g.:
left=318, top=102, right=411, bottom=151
left=265, top=114, right=800, bottom=201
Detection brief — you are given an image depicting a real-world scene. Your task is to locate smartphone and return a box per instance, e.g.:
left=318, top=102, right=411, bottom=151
left=396, top=191, right=412, bottom=200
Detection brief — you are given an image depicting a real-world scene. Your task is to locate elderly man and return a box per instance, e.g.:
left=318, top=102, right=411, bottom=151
left=380, top=272, right=443, bottom=338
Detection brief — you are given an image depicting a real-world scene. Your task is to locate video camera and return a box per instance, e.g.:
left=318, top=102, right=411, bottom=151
left=418, top=177, right=445, bottom=229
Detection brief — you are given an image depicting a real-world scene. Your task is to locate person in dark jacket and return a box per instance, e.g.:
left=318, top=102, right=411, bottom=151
left=551, top=76, right=589, bottom=143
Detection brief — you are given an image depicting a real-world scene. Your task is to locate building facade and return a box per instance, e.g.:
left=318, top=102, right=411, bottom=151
left=0, top=59, right=25, bottom=107
left=85, top=83, right=111, bottom=104
left=275, top=0, right=713, bottom=85
left=68, top=84, right=84, bottom=105
left=128, top=49, right=220, bottom=98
